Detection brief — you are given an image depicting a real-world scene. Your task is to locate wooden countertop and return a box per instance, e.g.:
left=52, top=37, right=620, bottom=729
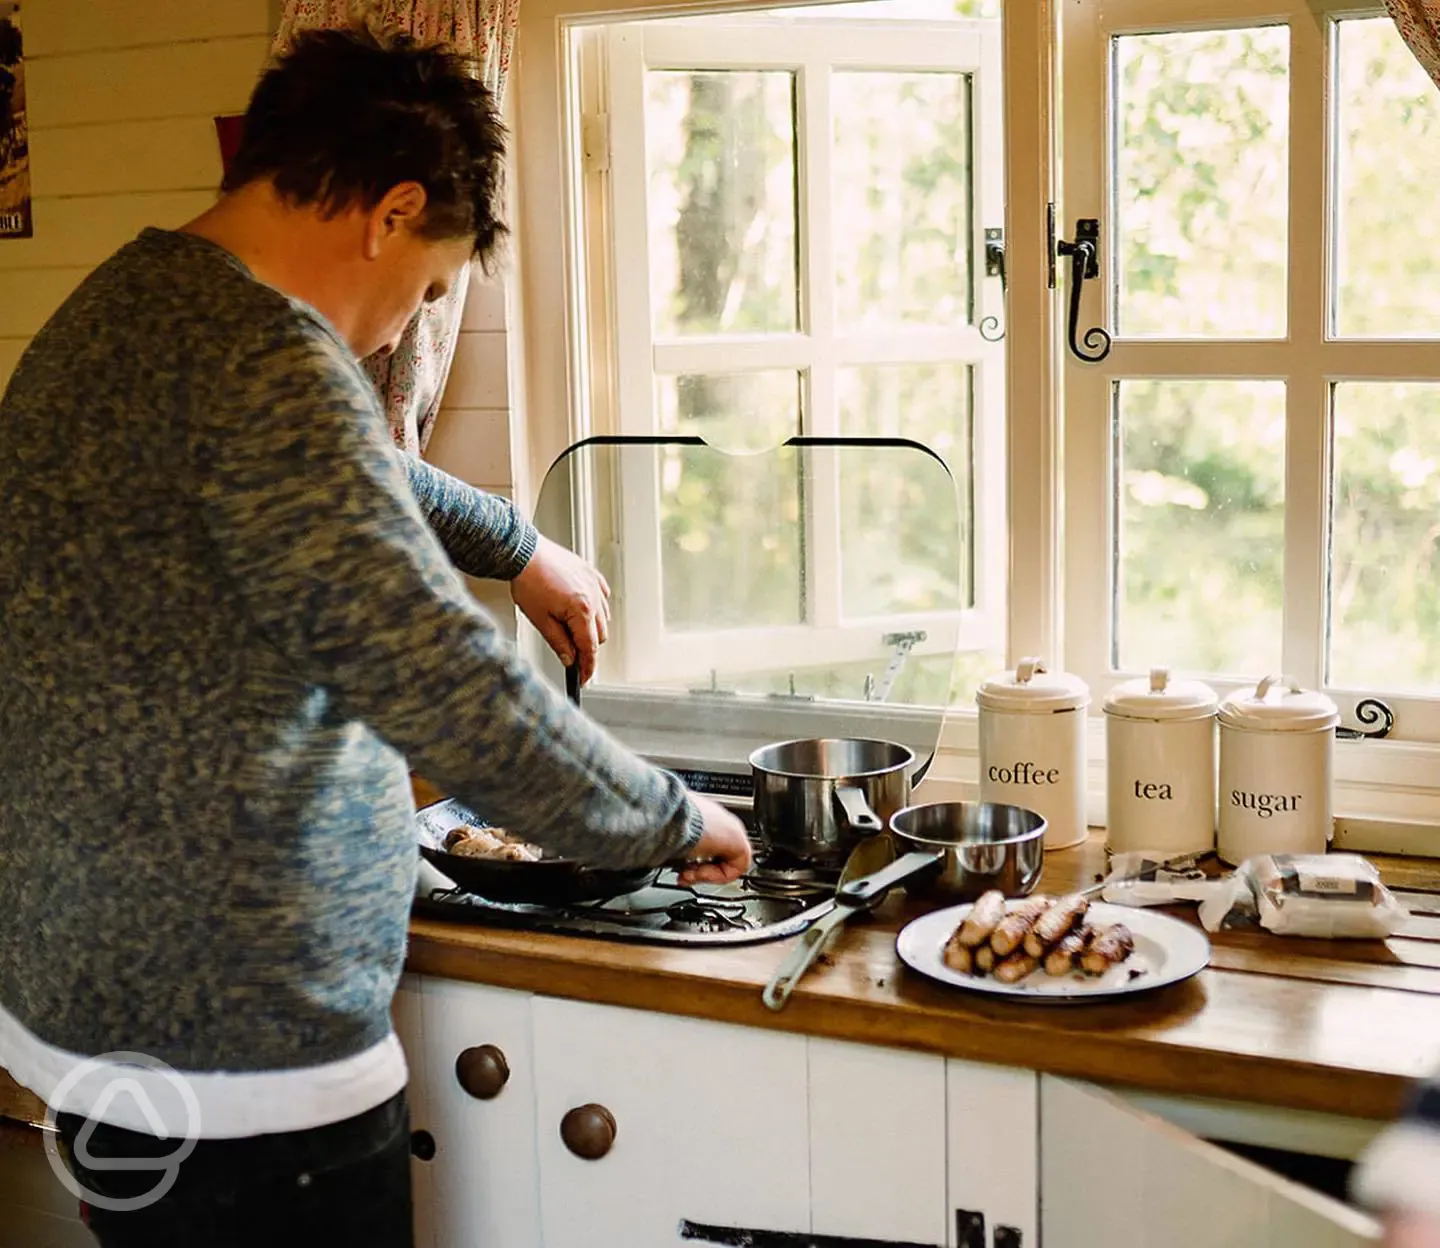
left=6, top=836, right=1439, bottom=1130
left=406, top=835, right=1440, bottom=1123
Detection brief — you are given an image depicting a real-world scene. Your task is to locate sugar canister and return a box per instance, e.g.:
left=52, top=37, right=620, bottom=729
left=1103, top=668, right=1218, bottom=859
left=1217, top=675, right=1339, bottom=865
left=977, top=658, right=1090, bottom=850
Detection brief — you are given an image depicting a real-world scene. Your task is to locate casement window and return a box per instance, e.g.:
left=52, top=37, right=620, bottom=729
left=516, top=0, right=1440, bottom=833
left=554, top=3, right=1006, bottom=713
left=1060, top=1, right=1440, bottom=834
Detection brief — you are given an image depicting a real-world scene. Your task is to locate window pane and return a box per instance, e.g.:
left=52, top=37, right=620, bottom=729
left=1334, top=19, right=1440, bottom=338
left=837, top=364, right=971, bottom=616
left=1113, top=28, right=1289, bottom=338
left=832, top=72, right=972, bottom=327
left=1331, top=384, right=1440, bottom=690
left=645, top=71, right=798, bottom=336
left=656, top=371, right=802, bottom=629
left=1115, top=380, right=1285, bottom=675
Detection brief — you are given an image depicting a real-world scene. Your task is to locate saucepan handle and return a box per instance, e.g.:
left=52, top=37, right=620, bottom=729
left=835, top=849, right=944, bottom=907
left=565, top=663, right=582, bottom=706
left=832, top=784, right=884, bottom=835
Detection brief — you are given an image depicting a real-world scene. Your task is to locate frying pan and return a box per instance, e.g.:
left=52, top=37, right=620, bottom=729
left=415, top=664, right=665, bottom=906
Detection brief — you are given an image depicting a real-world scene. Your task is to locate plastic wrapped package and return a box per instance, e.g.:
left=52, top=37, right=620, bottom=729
left=1197, top=853, right=1408, bottom=939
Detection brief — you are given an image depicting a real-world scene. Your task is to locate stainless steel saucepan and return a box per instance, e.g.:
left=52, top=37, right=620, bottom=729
left=749, top=737, right=915, bottom=865
left=886, top=800, right=1047, bottom=901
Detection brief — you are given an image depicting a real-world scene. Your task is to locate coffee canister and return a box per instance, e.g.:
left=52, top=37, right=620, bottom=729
left=1217, top=675, right=1338, bottom=865
left=977, top=658, right=1090, bottom=850
left=1103, top=668, right=1218, bottom=859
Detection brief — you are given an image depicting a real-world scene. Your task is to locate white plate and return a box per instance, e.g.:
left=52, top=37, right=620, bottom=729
left=895, top=900, right=1211, bottom=1002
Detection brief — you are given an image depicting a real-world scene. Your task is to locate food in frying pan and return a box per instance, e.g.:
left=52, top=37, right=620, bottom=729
left=956, top=891, right=1006, bottom=949
left=443, top=824, right=543, bottom=862
left=950, top=890, right=1137, bottom=986
left=988, top=895, right=1053, bottom=957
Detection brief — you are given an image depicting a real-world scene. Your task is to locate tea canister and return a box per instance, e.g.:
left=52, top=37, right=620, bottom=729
left=1103, top=668, right=1218, bottom=859
left=977, top=658, right=1090, bottom=850
left=1217, top=675, right=1338, bottom=865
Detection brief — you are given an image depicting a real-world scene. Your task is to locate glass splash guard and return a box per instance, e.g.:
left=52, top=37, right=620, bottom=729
left=524, top=436, right=965, bottom=788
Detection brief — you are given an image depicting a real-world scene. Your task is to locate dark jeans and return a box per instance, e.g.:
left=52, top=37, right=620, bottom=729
left=56, top=1091, right=414, bottom=1248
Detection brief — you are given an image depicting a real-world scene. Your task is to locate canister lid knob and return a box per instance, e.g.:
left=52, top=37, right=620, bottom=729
left=976, top=658, right=1089, bottom=713
left=1218, top=674, right=1339, bottom=733
left=1103, top=669, right=1218, bottom=722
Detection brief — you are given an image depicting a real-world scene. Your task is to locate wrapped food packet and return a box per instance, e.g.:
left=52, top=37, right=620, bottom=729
left=1197, top=853, right=1408, bottom=938
left=1101, top=852, right=1227, bottom=909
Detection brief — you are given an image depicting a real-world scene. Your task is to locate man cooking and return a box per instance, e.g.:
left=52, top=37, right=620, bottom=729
left=0, top=26, right=750, bottom=1247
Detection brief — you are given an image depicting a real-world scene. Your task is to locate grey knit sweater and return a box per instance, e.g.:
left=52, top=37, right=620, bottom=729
left=0, top=229, right=700, bottom=1072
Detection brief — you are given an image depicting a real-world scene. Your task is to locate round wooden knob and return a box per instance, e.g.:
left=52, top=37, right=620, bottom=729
left=560, top=1104, right=617, bottom=1160
left=455, top=1045, right=510, bottom=1100
left=410, top=1130, right=436, bottom=1162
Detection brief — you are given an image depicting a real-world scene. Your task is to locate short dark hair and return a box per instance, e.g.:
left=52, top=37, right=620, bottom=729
left=223, top=27, right=508, bottom=265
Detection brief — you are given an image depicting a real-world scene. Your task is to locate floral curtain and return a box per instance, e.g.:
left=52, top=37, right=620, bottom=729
left=271, top=0, right=521, bottom=453
left=1387, top=1, right=1440, bottom=87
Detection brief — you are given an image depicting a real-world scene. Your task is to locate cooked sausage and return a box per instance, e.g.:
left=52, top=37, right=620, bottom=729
left=973, top=945, right=997, bottom=975
left=1043, top=930, right=1090, bottom=977
left=1024, top=895, right=1090, bottom=959
left=992, top=952, right=1039, bottom=984
left=942, top=936, right=974, bottom=975
left=988, top=895, right=1053, bottom=958
left=1080, top=925, right=1136, bottom=976
left=958, top=891, right=1006, bottom=948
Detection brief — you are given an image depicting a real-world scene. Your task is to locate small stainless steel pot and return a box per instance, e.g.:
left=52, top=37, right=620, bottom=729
left=884, top=801, right=1047, bottom=903
left=749, top=737, right=914, bottom=865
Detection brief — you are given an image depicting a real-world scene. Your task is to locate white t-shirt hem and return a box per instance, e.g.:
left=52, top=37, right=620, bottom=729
left=0, top=1001, right=408, bottom=1140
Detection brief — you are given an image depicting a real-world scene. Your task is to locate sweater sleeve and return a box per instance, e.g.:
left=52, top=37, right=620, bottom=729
left=1354, top=1080, right=1440, bottom=1218
left=191, top=321, right=702, bottom=868
left=404, top=455, right=538, bottom=581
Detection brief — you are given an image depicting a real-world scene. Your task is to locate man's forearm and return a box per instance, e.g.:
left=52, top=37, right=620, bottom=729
left=404, top=455, right=538, bottom=580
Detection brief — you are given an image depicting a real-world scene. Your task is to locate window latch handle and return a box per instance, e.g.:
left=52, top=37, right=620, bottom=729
left=981, top=227, right=1006, bottom=343
left=1056, top=217, right=1112, bottom=362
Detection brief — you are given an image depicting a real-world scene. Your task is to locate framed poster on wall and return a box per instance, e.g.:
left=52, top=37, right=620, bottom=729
left=0, top=1, right=30, bottom=240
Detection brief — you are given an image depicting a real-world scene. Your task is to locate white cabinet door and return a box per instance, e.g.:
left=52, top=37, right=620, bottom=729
left=1041, top=1077, right=1383, bottom=1248
left=392, top=974, right=436, bottom=1248
left=948, top=1060, right=1038, bottom=1248
left=531, top=998, right=810, bottom=1248
left=421, top=979, right=542, bottom=1248
left=808, top=1037, right=949, bottom=1245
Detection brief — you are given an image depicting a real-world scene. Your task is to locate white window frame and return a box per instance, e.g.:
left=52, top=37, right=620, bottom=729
left=1060, top=0, right=1440, bottom=836
left=561, top=15, right=1007, bottom=688
left=506, top=0, right=1440, bottom=846
left=512, top=0, right=1055, bottom=777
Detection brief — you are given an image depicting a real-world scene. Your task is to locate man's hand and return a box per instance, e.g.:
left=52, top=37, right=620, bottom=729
left=510, top=535, right=611, bottom=684
left=1386, top=1214, right=1440, bottom=1248
left=676, top=795, right=753, bottom=886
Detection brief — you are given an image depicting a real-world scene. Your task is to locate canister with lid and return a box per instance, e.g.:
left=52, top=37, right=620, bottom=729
left=1217, top=675, right=1338, bottom=865
left=976, top=658, right=1090, bottom=850
left=1103, top=668, right=1218, bottom=859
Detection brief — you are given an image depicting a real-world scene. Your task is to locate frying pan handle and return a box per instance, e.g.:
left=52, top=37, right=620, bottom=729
left=833, top=784, right=883, bottom=835
left=565, top=663, right=581, bottom=706
left=835, top=849, right=943, bottom=908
